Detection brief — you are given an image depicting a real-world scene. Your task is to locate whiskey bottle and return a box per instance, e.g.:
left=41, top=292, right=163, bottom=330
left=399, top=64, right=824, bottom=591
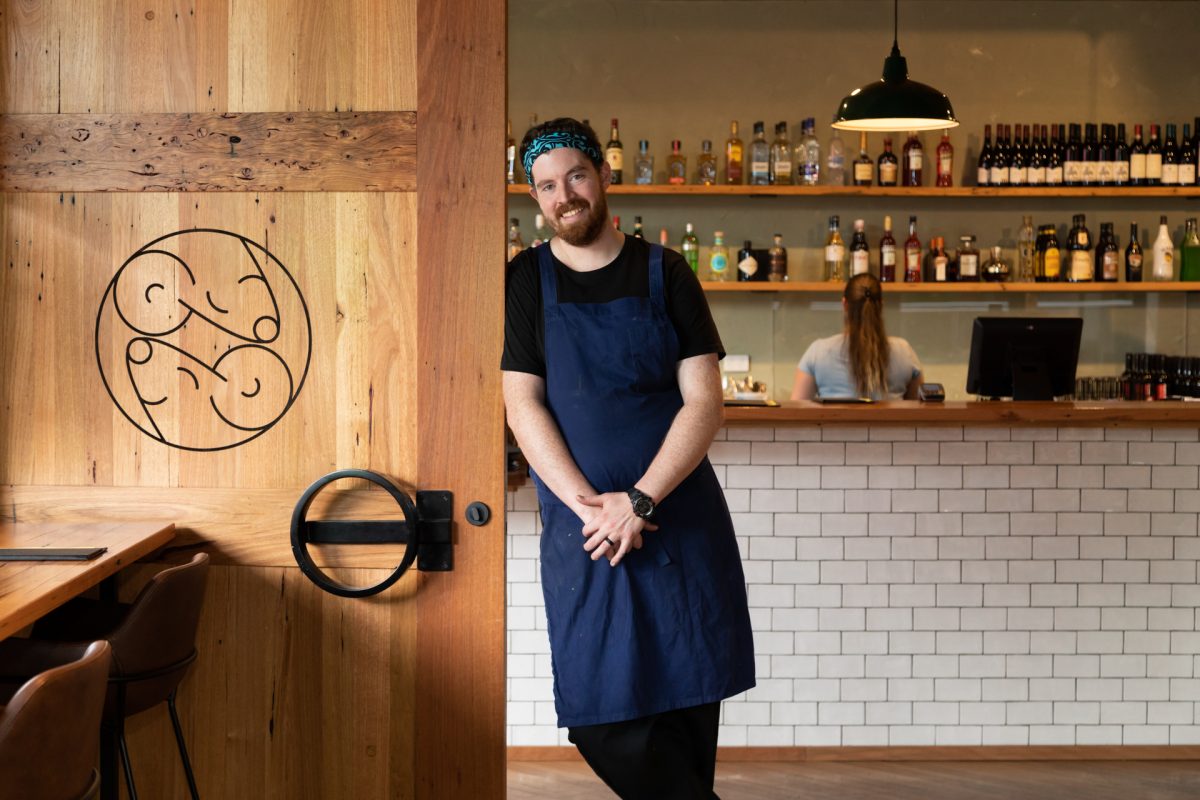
left=1037, top=225, right=1061, bottom=282
left=770, top=122, right=793, bottom=185
left=877, top=136, right=899, bottom=186
left=824, top=216, right=846, bottom=282
left=768, top=233, right=788, bottom=282
left=850, top=219, right=870, bottom=276
left=667, top=139, right=687, bottom=185
left=749, top=122, right=770, bottom=186
left=1096, top=222, right=1119, bottom=282
left=698, top=140, right=718, bottom=185
left=725, top=121, right=744, bottom=185
left=1066, top=214, right=1093, bottom=282
left=958, top=235, right=980, bottom=282
left=929, top=237, right=949, bottom=282
left=606, top=118, right=624, bottom=184
left=505, top=119, right=517, bottom=184
left=634, top=140, right=654, bottom=185
left=1126, top=222, right=1143, bottom=282
left=852, top=132, right=874, bottom=186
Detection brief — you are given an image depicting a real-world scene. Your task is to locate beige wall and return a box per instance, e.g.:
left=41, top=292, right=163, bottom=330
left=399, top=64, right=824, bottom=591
left=508, top=0, right=1200, bottom=399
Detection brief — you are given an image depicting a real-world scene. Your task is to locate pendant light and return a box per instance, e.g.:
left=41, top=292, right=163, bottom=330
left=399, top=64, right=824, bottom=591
left=832, top=0, right=958, bottom=132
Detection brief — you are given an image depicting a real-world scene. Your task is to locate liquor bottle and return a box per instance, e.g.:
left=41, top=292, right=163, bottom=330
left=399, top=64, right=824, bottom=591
left=879, top=215, right=897, bottom=282
left=737, top=240, right=759, bottom=282
left=1152, top=215, right=1174, bottom=280
left=709, top=231, right=731, bottom=282
left=989, top=125, right=1009, bottom=186
left=667, top=139, right=687, bottom=185
left=1081, top=123, right=1099, bottom=186
left=983, top=246, right=1011, bottom=282
left=1181, top=124, right=1198, bottom=186
left=532, top=213, right=550, bottom=246
left=1037, top=224, right=1061, bottom=282
left=1046, top=125, right=1064, bottom=185
left=824, top=215, right=846, bottom=282
left=725, top=121, right=744, bottom=185
left=1120, top=353, right=1135, bottom=400
left=505, top=119, right=517, bottom=184
left=1126, top=222, right=1144, bottom=282
left=697, top=140, right=718, bottom=185
left=681, top=223, right=699, bottom=273
left=797, top=118, right=821, bottom=186
left=770, top=122, right=793, bottom=185
left=1130, top=124, right=1147, bottom=185
left=936, top=131, right=954, bottom=187
left=958, top=234, right=980, bottom=282
left=612, top=215, right=621, bottom=231
left=633, top=216, right=645, bottom=240
left=1064, top=123, right=1083, bottom=186
left=1097, top=124, right=1115, bottom=186
left=1018, top=214, right=1036, bottom=281
left=606, top=118, right=624, bottom=184
left=1181, top=218, right=1200, bottom=281
left=1096, top=222, right=1119, bottom=282
left=768, top=233, right=788, bottom=282
left=1009, top=126, right=1027, bottom=186
left=1162, top=124, right=1180, bottom=186
left=853, top=132, right=874, bottom=186
left=1066, top=214, right=1093, bottom=282
left=850, top=219, right=870, bottom=276
left=929, top=237, right=949, bottom=282
left=1114, top=123, right=1130, bottom=186
left=749, top=122, right=770, bottom=186
left=1146, top=124, right=1163, bottom=185
left=507, top=218, right=524, bottom=261
left=1028, top=127, right=1045, bottom=185
left=826, top=122, right=846, bottom=186
left=877, top=136, right=899, bottom=186
left=634, top=140, right=654, bottom=185
left=904, top=216, right=922, bottom=282
left=902, top=131, right=923, bottom=186
left=977, top=124, right=993, bottom=186
left=659, top=227, right=669, bottom=248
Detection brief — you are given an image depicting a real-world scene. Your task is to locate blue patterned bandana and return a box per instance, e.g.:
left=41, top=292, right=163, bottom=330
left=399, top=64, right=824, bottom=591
left=522, top=131, right=603, bottom=184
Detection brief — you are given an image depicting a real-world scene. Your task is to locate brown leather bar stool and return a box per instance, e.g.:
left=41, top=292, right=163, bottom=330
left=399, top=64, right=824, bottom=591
left=3, top=552, right=210, bottom=800
left=0, top=640, right=112, bottom=800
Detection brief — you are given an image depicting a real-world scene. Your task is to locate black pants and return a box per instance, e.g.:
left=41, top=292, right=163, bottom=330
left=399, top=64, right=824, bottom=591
left=567, top=702, right=721, bottom=800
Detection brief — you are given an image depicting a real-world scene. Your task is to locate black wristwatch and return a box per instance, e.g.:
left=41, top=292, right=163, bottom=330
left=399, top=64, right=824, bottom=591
left=627, top=487, right=656, bottom=520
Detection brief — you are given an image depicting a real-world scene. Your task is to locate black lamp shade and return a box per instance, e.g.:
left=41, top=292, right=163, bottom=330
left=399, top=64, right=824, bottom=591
left=833, top=50, right=958, bottom=132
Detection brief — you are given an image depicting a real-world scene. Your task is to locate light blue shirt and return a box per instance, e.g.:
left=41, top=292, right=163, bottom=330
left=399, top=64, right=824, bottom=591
left=798, top=334, right=922, bottom=400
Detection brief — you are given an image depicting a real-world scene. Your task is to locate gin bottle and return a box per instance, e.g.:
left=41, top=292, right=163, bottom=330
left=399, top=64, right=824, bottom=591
left=770, top=122, right=793, bottom=185
left=749, top=122, right=771, bottom=186
left=634, top=139, right=654, bottom=185
left=825, top=121, right=846, bottom=186
left=797, top=118, right=821, bottom=186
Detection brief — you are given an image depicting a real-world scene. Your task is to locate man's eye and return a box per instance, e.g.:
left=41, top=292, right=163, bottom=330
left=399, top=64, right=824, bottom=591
left=540, top=184, right=554, bottom=193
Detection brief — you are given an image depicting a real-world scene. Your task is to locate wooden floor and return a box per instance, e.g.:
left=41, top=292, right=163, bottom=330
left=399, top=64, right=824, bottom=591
left=508, top=760, right=1200, bottom=799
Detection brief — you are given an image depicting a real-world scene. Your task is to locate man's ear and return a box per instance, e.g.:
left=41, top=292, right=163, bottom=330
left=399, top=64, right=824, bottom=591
left=598, top=160, right=613, bottom=188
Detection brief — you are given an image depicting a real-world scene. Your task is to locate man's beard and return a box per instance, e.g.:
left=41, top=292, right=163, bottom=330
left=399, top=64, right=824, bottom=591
left=551, top=195, right=610, bottom=247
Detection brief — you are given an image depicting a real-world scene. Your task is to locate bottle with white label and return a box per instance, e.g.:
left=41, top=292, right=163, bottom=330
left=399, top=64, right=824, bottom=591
left=930, top=237, right=949, bottom=282
left=824, top=215, right=846, bottom=283
left=1146, top=125, right=1164, bottom=185
left=1065, top=214, right=1093, bottom=282
left=958, top=235, right=980, bottom=282
left=1181, top=124, right=1198, bottom=186
left=1130, top=124, right=1147, bottom=184
left=1152, top=216, right=1175, bottom=281
left=709, top=230, right=731, bottom=282
left=879, top=216, right=897, bottom=282
left=770, top=122, right=793, bottom=185
left=1113, top=123, right=1131, bottom=185
left=1162, top=124, right=1180, bottom=186
left=850, top=219, right=870, bottom=276
left=737, top=240, right=759, bottom=282
left=605, top=118, right=624, bottom=184
left=853, top=132, right=874, bottom=186
left=797, top=117, right=821, bottom=185
left=749, top=122, right=771, bottom=186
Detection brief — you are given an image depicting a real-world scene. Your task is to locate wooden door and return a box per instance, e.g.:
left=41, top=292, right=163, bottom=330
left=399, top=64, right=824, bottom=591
left=0, top=1, right=505, bottom=797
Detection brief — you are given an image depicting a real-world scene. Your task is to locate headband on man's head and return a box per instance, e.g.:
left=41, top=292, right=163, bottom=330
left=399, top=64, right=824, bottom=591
left=522, top=131, right=603, bottom=184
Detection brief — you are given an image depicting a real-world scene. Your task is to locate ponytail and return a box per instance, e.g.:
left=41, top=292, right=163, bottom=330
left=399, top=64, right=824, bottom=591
left=844, top=273, right=890, bottom=398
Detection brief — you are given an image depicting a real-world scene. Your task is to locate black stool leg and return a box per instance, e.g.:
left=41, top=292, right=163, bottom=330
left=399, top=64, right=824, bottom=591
left=118, top=727, right=138, bottom=800
left=167, top=690, right=201, bottom=800
left=100, top=722, right=119, bottom=800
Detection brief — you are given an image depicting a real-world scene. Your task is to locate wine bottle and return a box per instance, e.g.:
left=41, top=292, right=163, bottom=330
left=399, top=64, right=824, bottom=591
left=1162, top=123, right=1180, bottom=186
left=1027, top=125, right=1045, bottom=185
left=1130, top=124, right=1147, bottom=185
left=1146, top=124, right=1163, bottom=186
left=850, top=219, right=870, bottom=276
left=977, top=124, right=993, bottom=186
left=902, top=132, right=923, bottom=187
left=990, top=125, right=1010, bottom=186
left=1046, top=125, right=1064, bottom=185
left=1126, top=222, right=1143, bottom=282
left=877, top=136, right=899, bottom=186
left=1113, top=123, right=1130, bottom=186
left=1010, top=125, right=1027, bottom=186
left=904, top=216, right=922, bottom=282
left=1064, top=123, right=1083, bottom=186
left=606, top=118, right=624, bottom=184
left=1097, top=124, right=1115, bottom=186
left=1181, top=124, right=1198, bottom=187
left=1081, top=123, right=1099, bottom=186
left=853, top=132, right=874, bottom=187
left=725, top=121, right=744, bottom=185
left=880, top=215, right=897, bottom=282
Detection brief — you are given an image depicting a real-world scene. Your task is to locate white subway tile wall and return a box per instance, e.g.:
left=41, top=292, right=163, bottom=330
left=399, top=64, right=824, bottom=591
left=506, top=426, right=1200, bottom=747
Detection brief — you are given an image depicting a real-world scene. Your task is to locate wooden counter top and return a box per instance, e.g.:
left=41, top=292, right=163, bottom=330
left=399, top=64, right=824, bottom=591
left=724, top=401, right=1200, bottom=427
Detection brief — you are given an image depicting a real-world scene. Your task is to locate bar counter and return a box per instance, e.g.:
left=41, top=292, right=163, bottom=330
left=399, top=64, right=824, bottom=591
left=725, top=401, right=1200, bottom=427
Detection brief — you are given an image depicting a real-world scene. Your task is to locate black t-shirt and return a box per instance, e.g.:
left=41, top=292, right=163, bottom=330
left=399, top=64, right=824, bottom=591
left=501, top=235, right=725, bottom=377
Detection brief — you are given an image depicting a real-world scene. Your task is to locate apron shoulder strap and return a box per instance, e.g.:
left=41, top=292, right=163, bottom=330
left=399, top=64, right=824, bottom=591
left=537, top=242, right=559, bottom=308
left=648, top=244, right=665, bottom=308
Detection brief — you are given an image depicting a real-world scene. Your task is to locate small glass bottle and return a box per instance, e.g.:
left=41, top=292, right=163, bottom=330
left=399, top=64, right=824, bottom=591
left=852, top=132, right=874, bottom=187
left=825, top=121, right=846, bottom=186
left=634, top=140, right=654, bottom=185
left=748, top=122, right=770, bottom=186
left=824, top=216, right=846, bottom=282
left=768, top=233, right=788, bottom=282
left=709, top=231, right=731, bottom=282
left=1096, top=222, right=1119, bottom=282
left=850, top=219, right=870, bottom=276
left=1126, top=222, right=1144, bottom=282
left=936, top=131, right=954, bottom=187
left=667, top=140, right=687, bottom=185
left=877, top=136, right=899, bottom=186
left=724, top=121, right=744, bottom=185
left=507, top=218, right=524, bottom=261
left=681, top=223, right=699, bottom=273
left=1152, top=215, right=1175, bottom=280
left=1181, top=218, right=1200, bottom=281
left=797, top=117, right=821, bottom=186
left=531, top=213, right=550, bottom=246
left=903, top=215, right=922, bottom=282
left=505, top=119, right=517, bottom=184
left=605, top=118, right=624, bottom=184
left=737, top=240, right=759, bottom=282
left=697, top=140, right=718, bottom=185
left=983, top=246, right=1011, bottom=282
left=1037, top=224, right=1061, bottom=282
left=957, top=235, right=980, bottom=282
left=879, top=215, right=897, bottom=282
left=1018, top=215, right=1036, bottom=281
left=770, top=122, right=793, bottom=186
left=929, top=237, right=949, bottom=282
left=903, top=132, right=924, bottom=186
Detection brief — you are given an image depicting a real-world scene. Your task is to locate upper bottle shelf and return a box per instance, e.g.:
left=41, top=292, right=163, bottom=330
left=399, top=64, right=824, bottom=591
left=505, top=185, right=1200, bottom=198
left=701, top=280, right=1198, bottom=293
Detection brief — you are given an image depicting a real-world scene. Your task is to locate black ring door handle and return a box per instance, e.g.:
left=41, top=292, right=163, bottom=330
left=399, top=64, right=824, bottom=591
left=290, top=469, right=451, bottom=598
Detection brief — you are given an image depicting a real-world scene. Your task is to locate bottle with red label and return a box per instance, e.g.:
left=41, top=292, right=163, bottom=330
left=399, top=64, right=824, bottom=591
left=903, top=132, right=924, bottom=186
left=904, top=215, right=922, bottom=282
left=936, top=131, right=954, bottom=187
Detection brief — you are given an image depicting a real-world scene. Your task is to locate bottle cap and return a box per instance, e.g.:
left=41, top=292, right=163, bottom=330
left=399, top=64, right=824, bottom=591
left=854, top=219, right=865, bottom=230
left=639, top=139, right=649, bottom=150
left=714, top=231, right=724, bottom=239
left=744, top=240, right=753, bottom=249
left=685, top=222, right=694, bottom=232
left=830, top=215, right=840, bottom=226
left=635, top=216, right=643, bottom=224
left=510, top=217, right=519, bottom=226
left=884, top=215, right=893, bottom=228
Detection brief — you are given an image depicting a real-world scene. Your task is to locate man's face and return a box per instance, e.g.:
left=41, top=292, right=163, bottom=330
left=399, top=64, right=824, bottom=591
left=528, top=147, right=611, bottom=247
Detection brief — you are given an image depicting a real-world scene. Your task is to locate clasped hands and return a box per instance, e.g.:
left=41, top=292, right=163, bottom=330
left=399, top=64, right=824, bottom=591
left=576, top=492, right=658, bottom=567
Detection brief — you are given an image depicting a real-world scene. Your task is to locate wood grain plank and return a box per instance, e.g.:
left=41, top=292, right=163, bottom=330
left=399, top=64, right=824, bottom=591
left=723, top=401, right=1200, bottom=427
left=0, top=112, right=416, bottom=192
left=415, top=0, right=507, bottom=797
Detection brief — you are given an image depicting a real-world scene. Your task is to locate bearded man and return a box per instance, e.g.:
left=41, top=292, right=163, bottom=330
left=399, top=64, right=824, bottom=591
left=501, top=118, right=755, bottom=800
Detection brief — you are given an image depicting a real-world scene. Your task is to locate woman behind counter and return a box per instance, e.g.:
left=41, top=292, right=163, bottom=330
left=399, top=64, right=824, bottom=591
left=791, top=273, right=924, bottom=401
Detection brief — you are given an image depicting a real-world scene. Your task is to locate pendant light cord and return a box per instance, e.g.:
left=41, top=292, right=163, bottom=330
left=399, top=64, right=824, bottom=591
left=891, top=0, right=901, bottom=57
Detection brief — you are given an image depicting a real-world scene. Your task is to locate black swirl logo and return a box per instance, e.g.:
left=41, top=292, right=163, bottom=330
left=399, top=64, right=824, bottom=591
left=95, top=229, right=311, bottom=451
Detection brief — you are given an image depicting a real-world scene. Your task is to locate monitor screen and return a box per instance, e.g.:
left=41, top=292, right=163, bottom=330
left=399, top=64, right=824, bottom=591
left=966, top=317, right=1084, bottom=400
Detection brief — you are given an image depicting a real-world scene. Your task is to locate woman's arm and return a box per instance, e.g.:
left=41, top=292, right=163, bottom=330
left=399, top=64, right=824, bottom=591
left=791, top=367, right=817, bottom=401
left=903, top=370, right=924, bottom=399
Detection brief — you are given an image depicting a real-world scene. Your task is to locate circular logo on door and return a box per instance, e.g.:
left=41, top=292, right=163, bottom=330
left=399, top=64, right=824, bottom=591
left=95, top=229, right=311, bottom=451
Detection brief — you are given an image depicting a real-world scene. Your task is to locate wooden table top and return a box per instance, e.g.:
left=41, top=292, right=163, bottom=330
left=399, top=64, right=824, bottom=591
left=0, top=520, right=175, bottom=640
left=724, top=401, right=1200, bottom=427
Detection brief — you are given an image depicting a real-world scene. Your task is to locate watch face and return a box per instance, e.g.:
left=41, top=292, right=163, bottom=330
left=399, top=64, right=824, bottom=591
left=632, top=496, right=654, bottom=516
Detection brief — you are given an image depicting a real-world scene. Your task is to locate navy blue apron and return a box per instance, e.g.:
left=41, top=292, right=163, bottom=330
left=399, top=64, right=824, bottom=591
left=532, top=240, right=756, bottom=728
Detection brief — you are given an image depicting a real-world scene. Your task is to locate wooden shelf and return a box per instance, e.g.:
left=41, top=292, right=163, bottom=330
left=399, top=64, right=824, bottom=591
left=507, top=184, right=1200, bottom=199
left=723, top=400, right=1200, bottom=427
left=701, top=281, right=1199, bottom=293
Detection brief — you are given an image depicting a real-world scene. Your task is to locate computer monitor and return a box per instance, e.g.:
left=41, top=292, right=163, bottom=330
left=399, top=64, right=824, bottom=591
left=966, top=317, right=1083, bottom=400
